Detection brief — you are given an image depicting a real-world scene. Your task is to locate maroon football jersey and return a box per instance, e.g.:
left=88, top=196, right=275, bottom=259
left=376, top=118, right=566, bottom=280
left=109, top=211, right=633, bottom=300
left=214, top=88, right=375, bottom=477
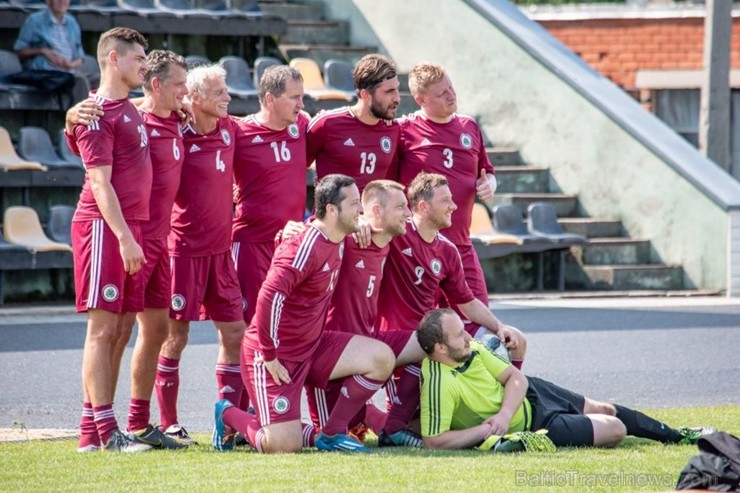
left=141, top=111, right=184, bottom=240
left=244, top=223, right=344, bottom=362
left=232, top=112, right=310, bottom=243
left=73, top=95, right=152, bottom=222
left=307, top=106, right=400, bottom=192
left=168, top=117, right=237, bottom=257
left=325, top=236, right=389, bottom=337
left=377, top=219, right=474, bottom=332
left=398, top=111, right=494, bottom=245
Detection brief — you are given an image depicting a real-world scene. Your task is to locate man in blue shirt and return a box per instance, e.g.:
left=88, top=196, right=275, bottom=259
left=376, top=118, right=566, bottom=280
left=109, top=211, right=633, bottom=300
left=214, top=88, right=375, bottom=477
left=14, top=0, right=85, bottom=73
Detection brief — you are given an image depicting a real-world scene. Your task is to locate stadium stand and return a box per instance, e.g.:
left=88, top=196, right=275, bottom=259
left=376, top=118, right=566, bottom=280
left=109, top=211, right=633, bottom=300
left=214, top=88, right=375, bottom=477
left=3, top=206, right=72, bottom=252
left=0, top=126, right=46, bottom=171
left=323, top=58, right=355, bottom=98
left=220, top=55, right=258, bottom=97
left=253, top=56, right=282, bottom=87
left=185, top=55, right=211, bottom=69
left=19, top=126, right=82, bottom=169
left=289, top=57, right=353, bottom=102
left=0, top=50, right=63, bottom=110
left=47, top=204, right=74, bottom=246
left=56, top=129, right=83, bottom=167
left=469, top=202, right=523, bottom=259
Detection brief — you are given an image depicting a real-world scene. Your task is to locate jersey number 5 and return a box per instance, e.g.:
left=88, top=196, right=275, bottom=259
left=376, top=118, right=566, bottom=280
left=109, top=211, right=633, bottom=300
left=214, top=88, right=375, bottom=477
left=366, top=275, right=376, bottom=298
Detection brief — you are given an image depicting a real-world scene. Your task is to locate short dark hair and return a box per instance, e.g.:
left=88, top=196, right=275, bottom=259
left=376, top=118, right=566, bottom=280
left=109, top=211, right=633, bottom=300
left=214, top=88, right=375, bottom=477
left=406, top=172, right=448, bottom=209
left=353, top=54, right=397, bottom=94
left=97, top=27, right=148, bottom=67
left=315, top=174, right=356, bottom=220
left=259, top=65, right=303, bottom=105
left=143, top=50, right=187, bottom=92
left=417, top=308, right=456, bottom=355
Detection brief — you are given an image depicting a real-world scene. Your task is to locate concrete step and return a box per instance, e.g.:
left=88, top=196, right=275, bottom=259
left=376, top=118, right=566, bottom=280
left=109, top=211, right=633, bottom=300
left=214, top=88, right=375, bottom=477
left=558, top=218, right=622, bottom=238
left=279, top=44, right=376, bottom=67
left=258, top=1, right=324, bottom=20
left=282, top=20, right=349, bottom=45
left=573, top=238, right=651, bottom=265
left=491, top=193, right=578, bottom=217
left=495, top=166, right=549, bottom=193
left=487, top=147, right=524, bottom=166
left=581, top=264, right=684, bottom=291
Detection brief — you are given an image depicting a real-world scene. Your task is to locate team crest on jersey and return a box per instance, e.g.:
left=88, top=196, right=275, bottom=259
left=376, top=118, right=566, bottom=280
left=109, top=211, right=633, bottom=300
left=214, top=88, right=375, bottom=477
left=273, top=396, right=290, bottom=414
left=380, top=136, right=392, bottom=154
left=288, top=123, right=299, bottom=138
left=430, top=259, right=442, bottom=276
left=460, top=133, right=472, bottom=149
left=171, top=294, right=186, bottom=311
left=221, top=129, right=231, bottom=145
left=101, top=284, right=119, bottom=302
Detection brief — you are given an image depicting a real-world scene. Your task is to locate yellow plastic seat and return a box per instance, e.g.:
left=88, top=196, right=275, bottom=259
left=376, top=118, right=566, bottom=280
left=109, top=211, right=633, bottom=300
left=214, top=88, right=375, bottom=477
left=289, top=58, right=353, bottom=102
left=470, top=203, right=521, bottom=245
left=0, top=127, right=46, bottom=171
left=3, top=206, right=72, bottom=252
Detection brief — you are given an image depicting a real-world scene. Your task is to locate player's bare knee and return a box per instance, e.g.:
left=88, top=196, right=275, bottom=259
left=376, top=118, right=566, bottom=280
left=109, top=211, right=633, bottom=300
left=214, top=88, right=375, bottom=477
left=584, top=398, right=616, bottom=416
left=371, top=344, right=395, bottom=380
left=592, top=416, right=626, bottom=448
left=261, top=425, right=303, bottom=454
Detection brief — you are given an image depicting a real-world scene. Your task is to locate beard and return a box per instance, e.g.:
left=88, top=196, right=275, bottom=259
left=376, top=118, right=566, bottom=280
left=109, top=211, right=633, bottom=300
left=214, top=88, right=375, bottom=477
left=448, top=345, right=471, bottom=364
left=370, top=97, right=398, bottom=120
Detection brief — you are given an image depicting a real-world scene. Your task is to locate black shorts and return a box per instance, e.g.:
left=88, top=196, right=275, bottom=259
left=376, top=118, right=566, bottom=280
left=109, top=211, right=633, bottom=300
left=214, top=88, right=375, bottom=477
left=526, top=376, right=594, bottom=447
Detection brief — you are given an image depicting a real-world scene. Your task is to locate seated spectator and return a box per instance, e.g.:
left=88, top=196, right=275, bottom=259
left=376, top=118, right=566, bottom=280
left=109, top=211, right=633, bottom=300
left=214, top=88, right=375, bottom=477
left=13, top=0, right=91, bottom=103
left=417, top=308, right=715, bottom=451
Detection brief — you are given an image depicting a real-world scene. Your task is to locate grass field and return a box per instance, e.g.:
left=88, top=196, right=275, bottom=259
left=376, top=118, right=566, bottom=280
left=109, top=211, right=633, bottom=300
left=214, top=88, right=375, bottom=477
left=1, top=406, right=737, bottom=492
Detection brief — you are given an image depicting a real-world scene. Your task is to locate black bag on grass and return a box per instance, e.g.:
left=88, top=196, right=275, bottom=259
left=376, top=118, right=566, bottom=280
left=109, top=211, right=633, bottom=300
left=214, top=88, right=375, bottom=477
left=676, top=431, right=740, bottom=491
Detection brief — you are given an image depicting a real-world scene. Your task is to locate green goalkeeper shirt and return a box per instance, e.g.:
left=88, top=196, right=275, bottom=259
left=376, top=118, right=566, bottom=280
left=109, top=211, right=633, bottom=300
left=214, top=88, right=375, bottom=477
left=420, top=339, right=532, bottom=437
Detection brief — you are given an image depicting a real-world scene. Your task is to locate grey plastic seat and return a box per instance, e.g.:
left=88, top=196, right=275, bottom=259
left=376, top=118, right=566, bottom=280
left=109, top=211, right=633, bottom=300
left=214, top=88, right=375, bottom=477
left=47, top=205, right=75, bottom=245
left=19, top=126, right=79, bottom=168
left=57, top=129, right=83, bottom=168
left=253, top=56, right=282, bottom=87
left=527, top=202, right=587, bottom=245
left=0, top=50, right=22, bottom=79
left=185, top=55, right=211, bottom=69
left=493, top=204, right=556, bottom=291
left=493, top=204, right=553, bottom=251
left=219, top=56, right=258, bottom=98
left=324, top=59, right=355, bottom=93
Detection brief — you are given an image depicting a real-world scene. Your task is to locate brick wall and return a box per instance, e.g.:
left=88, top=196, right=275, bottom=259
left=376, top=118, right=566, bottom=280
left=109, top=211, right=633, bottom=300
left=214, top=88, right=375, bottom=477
left=538, top=17, right=740, bottom=89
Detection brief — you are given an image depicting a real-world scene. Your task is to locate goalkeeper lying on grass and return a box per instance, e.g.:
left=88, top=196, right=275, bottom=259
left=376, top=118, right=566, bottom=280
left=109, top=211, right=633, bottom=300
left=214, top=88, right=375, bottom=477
left=417, top=308, right=715, bottom=452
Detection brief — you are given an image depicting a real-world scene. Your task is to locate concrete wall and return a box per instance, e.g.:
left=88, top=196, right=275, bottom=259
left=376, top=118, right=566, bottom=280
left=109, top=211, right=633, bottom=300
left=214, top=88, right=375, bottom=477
left=320, top=0, right=739, bottom=293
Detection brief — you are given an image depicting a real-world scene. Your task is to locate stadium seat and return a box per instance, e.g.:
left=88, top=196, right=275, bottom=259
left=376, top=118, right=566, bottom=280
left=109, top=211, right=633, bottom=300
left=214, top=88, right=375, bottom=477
left=527, top=202, right=587, bottom=245
left=527, top=202, right=586, bottom=291
left=47, top=205, right=75, bottom=245
left=289, top=58, right=353, bottom=101
left=78, top=55, right=101, bottom=89
left=3, top=206, right=72, bottom=252
left=57, top=129, right=83, bottom=168
left=469, top=203, right=523, bottom=259
left=219, top=56, right=258, bottom=98
left=253, top=56, right=282, bottom=87
left=0, top=49, right=22, bottom=79
left=0, top=127, right=46, bottom=171
left=117, top=0, right=170, bottom=15
left=185, top=55, right=211, bottom=69
left=323, top=59, right=356, bottom=96
left=19, top=126, right=80, bottom=169
left=493, top=204, right=556, bottom=290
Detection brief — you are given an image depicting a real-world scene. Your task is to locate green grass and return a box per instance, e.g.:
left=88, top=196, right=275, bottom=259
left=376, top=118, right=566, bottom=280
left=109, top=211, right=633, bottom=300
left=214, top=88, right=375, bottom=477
left=1, top=406, right=737, bottom=492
